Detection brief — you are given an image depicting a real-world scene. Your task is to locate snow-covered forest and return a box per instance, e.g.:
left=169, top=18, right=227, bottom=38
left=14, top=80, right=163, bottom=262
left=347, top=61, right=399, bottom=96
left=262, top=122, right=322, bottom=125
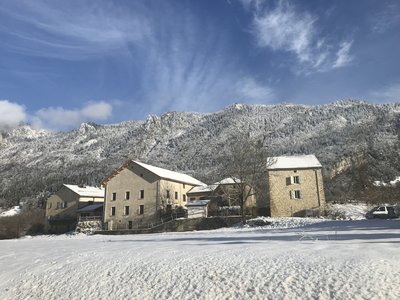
left=0, top=100, right=399, bottom=207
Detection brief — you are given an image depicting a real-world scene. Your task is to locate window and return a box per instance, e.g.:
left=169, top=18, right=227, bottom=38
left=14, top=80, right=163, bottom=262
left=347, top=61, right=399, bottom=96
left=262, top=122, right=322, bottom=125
left=111, top=206, right=116, bottom=216
left=175, top=191, right=178, bottom=200
left=287, top=176, right=300, bottom=185
left=140, top=190, right=144, bottom=199
left=190, top=197, right=195, bottom=201
left=183, top=184, right=186, bottom=189
left=125, top=191, right=130, bottom=200
left=128, top=221, right=133, bottom=229
left=124, top=206, right=130, bottom=215
left=57, top=202, right=67, bottom=209
left=166, top=190, right=170, bottom=199
left=47, top=202, right=52, bottom=209
left=291, top=190, right=302, bottom=199
left=183, top=195, right=186, bottom=202
left=139, top=205, right=144, bottom=215
left=112, top=192, right=117, bottom=201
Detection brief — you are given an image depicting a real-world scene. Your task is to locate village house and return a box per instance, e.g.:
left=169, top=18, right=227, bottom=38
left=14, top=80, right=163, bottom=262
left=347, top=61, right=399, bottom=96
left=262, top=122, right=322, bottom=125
left=186, top=178, right=258, bottom=217
left=102, top=160, right=205, bottom=230
left=45, top=184, right=105, bottom=233
left=267, top=154, right=326, bottom=217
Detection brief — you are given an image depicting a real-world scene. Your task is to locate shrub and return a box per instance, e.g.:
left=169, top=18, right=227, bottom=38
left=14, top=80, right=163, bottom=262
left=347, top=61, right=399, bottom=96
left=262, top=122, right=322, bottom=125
left=0, top=209, right=45, bottom=240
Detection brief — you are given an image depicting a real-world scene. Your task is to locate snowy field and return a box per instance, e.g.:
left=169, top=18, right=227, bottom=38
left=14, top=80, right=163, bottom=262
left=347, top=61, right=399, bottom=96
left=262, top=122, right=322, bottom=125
left=1, top=218, right=400, bottom=300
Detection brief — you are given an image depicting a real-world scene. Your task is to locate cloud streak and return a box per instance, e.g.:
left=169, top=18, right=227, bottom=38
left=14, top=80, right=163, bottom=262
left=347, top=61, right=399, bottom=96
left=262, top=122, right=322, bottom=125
left=370, top=2, right=400, bottom=34
left=370, top=83, right=400, bottom=103
left=250, top=1, right=353, bottom=72
left=236, top=78, right=275, bottom=103
left=132, top=3, right=269, bottom=115
left=0, top=0, right=152, bottom=59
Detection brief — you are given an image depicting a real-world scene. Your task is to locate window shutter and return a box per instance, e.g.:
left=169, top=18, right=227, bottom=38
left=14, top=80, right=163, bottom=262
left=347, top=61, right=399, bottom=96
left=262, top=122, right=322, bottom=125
left=289, top=190, right=293, bottom=199
left=299, top=190, right=303, bottom=199
left=286, top=177, right=291, bottom=185
left=298, top=176, right=301, bottom=184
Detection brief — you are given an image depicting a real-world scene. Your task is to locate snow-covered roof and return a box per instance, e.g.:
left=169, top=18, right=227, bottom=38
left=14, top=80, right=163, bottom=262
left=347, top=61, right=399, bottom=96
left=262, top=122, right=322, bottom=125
left=188, top=184, right=218, bottom=194
left=188, top=178, right=241, bottom=194
left=267, top=155, right=322, bottom=170
left=215, top=177, right=241, bottom=185
left=64, top=184, right=105, bottom=198
left=134, top=161, right=205, bottom=186
left=76, top=203, right=104, bottom=213
left=186, top=200, right=211, bottom=206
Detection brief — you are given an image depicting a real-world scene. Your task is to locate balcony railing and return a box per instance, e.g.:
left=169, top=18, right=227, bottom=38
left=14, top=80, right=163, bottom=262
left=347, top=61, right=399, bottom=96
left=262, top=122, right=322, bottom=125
left=78, top=216, right=103, bottom=222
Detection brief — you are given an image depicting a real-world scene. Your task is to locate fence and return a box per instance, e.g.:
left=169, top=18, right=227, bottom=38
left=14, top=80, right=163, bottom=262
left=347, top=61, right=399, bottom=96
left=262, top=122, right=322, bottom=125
left=78, top=216, right=103, bottom=222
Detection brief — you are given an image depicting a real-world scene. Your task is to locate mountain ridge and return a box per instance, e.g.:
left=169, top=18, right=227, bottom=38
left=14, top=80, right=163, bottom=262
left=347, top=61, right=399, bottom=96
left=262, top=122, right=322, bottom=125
left=0, top=100, right=399, bottom=206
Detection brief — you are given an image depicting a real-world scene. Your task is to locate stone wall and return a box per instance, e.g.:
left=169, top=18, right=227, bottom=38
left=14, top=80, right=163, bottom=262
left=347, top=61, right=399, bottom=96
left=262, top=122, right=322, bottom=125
left=95, top=216, right=242, bottom=235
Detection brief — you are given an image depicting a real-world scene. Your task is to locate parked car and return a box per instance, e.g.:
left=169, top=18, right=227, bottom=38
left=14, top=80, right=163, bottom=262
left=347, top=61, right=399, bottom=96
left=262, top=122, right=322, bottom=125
left=366, top=206, right=400, bottom=219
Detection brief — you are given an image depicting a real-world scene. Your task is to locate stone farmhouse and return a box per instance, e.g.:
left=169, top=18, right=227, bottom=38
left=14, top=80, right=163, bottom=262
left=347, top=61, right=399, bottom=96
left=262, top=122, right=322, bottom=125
left=101, top=160, right=205, bottom=230
left=267, top=155, right=325, bottom=217
left=186, top=178, right=258, bottom=217
left=45, top=184, right=105, bottom=233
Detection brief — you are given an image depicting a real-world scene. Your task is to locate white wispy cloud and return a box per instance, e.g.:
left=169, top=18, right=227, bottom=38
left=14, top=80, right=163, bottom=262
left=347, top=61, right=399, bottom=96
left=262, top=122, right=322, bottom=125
left=333, top=41, right=353, bottom=69
left=33, top=101, right=113, bottom=130
left=236, top=77, right=275, bottom=103
left=249, top=1, right=353, bottom=72
left=370, top=3, right=400, bottom=34
left=0, top=1, right=152, bottom=59
left=239, top=0, right=264, bottom=12
left=253, top=1, right=316, bottom=63
left=0, top=100, right=27, bottom=130
left=132, top=4, right=250, bottom=115
left=370, top=83, right=400, bottom=102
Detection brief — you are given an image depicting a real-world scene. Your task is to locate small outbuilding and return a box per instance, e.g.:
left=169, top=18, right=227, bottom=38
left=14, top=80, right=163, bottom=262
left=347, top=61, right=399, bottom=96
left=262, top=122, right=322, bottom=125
left=45, top=184, right=105, bottom=233
left=186, top=200, right=211, bottom=218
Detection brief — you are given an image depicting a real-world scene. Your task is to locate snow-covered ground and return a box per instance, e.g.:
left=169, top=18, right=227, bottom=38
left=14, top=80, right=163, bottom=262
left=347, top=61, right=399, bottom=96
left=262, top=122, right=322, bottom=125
left=326, top=203, right=371, bottom=220
left=1, top=218, right=399, bottom=300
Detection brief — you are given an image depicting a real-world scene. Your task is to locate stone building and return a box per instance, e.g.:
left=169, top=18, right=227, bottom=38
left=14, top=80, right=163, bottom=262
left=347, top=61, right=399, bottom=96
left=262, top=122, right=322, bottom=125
left=45, top=184, right=105, bottom=233
left=187, top=178, right=258, bottom=216
left=102, top=160, right=204, bottom=230
left=267, top=155, right=325, bottom=217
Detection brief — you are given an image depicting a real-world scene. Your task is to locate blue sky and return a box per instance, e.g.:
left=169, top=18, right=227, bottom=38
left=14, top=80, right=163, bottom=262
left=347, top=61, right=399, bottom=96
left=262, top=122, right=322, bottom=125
left=0, top=0, right=399, bottom=130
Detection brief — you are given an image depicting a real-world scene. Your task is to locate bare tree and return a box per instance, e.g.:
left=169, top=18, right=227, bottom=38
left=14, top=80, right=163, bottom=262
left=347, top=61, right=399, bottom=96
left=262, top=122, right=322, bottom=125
left=215, top=132, right=274, bottom=224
